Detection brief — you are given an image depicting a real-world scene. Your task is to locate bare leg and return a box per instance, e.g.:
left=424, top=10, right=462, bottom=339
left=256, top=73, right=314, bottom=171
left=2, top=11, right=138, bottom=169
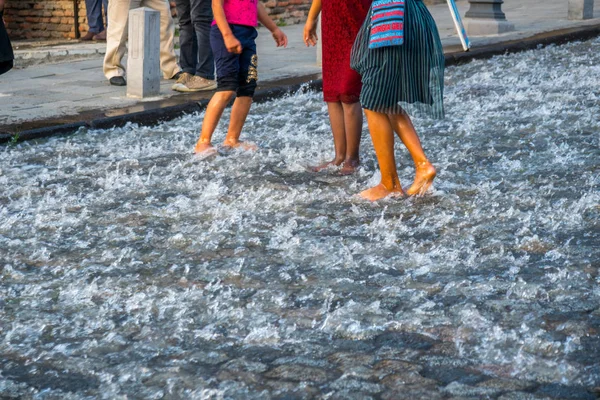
left=222, top=96, right=257, bottom=151
left=339, top=101, right=363, bottom=175
left=310, top=101, right=346, bottom=171
left=389, top=112, right=436, bottom=196
left=360, top=109, right=405, bottom=201
left=194, top=91, right=236, bottom=154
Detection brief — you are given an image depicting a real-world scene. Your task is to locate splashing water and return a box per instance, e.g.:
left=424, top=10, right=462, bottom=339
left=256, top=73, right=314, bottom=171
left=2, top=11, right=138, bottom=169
left=1, top=38, right=599, bottom=399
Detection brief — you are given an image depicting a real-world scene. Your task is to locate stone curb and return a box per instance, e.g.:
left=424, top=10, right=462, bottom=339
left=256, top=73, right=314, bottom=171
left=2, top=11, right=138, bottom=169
left=2, top=24, right=599, bottom=145
left=15, top=48, right=104, bottom=61
left=0, top=79, right=323, bottom=144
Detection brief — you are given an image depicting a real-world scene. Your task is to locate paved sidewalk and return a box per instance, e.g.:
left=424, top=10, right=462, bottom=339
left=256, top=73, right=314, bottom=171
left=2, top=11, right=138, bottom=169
left=1, top=0, right=600, bottom=137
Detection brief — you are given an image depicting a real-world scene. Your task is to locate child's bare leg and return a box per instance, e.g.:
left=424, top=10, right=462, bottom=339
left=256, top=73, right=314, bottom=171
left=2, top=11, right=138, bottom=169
left=310, top=101, right=346, bottom=171
left=339, top=101, right=363, bottom=175
left=388, top=112, right=436, bottom=196
left=360, top=109, right=405, bottom=201
left=222, top=96, right=256, bottom=150
left=195, top=91, right=236, bottom=154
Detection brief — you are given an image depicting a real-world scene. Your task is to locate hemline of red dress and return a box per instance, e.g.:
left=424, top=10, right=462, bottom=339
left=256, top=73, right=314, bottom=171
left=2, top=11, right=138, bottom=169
left=320, top=0, right=372, bottom=104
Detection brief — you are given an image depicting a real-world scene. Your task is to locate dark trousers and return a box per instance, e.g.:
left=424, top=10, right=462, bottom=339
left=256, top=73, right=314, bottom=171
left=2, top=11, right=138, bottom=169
left=175, top=0, right=214, bottom=79
left=85, top=0, right=109, bottom=33
left=0, top=11, right=14, bottom=76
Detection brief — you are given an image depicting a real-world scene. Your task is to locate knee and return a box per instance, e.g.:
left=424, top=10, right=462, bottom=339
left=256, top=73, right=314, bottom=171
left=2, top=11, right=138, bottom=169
left=213, top=90, right=236, bottom=103
left=342, top=101, right=362, bottom=115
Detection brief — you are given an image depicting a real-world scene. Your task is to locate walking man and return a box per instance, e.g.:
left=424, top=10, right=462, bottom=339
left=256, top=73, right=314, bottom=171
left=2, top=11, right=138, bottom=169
left=104, top=0, right=181, bottom=86
left=172, top=0, right=216, bottom=92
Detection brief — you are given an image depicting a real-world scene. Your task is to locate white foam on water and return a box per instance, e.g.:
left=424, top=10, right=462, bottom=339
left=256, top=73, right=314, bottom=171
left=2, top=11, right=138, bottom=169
left=1, top=38, right=599, bottom=397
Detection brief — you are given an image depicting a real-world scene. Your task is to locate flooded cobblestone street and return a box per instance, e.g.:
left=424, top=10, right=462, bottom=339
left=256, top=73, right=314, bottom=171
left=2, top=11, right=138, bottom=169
left=1, top=37, right=599, bottom=399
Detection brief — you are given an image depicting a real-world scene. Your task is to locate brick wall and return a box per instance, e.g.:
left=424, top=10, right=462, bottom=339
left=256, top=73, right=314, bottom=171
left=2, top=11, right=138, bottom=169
left=4, top=0, right=91, bottom=40
left=262, top=0, right=312, bottom=25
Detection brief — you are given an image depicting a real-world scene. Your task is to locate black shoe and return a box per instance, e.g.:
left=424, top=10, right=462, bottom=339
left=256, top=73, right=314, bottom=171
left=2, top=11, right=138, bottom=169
left=109, top=76, right=126, bottom=86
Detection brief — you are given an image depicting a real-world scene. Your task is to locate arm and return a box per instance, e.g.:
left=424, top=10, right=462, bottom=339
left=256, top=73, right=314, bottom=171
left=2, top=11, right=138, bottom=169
left=257, top=2, right=287, bottom=48
left=303, top=0, right=321, bottom=47
left=212, top=0, right=242, bottom=53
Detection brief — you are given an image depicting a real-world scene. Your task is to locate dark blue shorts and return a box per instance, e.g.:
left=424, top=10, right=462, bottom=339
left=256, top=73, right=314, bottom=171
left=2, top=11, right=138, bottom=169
left=210, top=24, right=258, bottom=97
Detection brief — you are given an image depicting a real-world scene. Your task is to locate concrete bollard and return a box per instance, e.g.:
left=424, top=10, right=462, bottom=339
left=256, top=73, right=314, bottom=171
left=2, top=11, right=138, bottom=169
left=127, top=7, right=161, bottom=99
left=568, top=0, right=594, bottom=20
left=464, top=0, right=515, bottom=36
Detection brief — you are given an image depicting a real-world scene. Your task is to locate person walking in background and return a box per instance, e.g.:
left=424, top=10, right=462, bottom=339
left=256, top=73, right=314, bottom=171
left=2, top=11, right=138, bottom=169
left=172, top=0, right=216, bottom=92
left=351, top=0, right=444, bottom=201
left=193, top=0, right=287, bottom=155
left=303, top=0, right=371, bottom=175
left=0, top=0, right=14, bottom=76
left=103, top=0, right=181, bottom=86
left=82, top=0, right=108, bottom=41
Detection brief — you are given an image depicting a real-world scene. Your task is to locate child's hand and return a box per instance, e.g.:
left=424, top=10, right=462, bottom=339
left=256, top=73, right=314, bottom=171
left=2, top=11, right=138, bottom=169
left=303, top=19, right=318, bottom=47
left=224, top=33, right=242, bottom=54
left=271, top=27, right=288, bottom=48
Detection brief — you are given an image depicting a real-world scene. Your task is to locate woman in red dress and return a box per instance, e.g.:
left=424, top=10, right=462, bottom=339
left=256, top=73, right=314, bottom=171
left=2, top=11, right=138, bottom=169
left=304, top=0, right=372, bottom=174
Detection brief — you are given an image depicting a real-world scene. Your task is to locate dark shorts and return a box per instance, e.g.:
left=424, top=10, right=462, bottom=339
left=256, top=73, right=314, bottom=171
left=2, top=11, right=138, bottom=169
left=210, top=24, right=258, bottom=97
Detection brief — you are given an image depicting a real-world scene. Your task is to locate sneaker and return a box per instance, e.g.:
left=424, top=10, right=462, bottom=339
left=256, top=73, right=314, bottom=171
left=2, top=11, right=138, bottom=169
left=173, top=75, right=217, bottom=92
left=171, top=72, right=193, bottom=90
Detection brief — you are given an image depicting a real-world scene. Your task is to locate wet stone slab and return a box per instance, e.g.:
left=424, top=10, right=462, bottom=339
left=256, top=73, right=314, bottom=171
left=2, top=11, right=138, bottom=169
left=1, top=38, right=599, bottom=398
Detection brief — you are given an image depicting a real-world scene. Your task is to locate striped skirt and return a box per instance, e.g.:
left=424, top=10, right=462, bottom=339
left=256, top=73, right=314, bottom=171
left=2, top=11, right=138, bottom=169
left=350, top=0, right=445, bottom=119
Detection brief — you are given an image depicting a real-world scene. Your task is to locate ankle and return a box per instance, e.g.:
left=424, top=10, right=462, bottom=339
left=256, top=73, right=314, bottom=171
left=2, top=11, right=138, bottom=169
left=416, top=159, right=434, bottom=169
left=344, top=157, right=360, bottom=167
left=333, top=156, right=345, bottom=165
left=381, top=179, right=401, bottom=191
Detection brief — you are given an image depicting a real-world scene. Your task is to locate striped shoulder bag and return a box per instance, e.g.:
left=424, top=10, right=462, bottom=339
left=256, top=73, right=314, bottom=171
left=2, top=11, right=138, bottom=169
left=368, top=0, right=405, bottom=49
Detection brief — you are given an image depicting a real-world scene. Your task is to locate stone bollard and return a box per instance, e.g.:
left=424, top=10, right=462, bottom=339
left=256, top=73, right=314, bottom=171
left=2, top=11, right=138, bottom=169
left=464, top=0, right=515, bottom=36
left=127, top=7, right=161, bottom=99
left=568, top=0, right=594, bottom=20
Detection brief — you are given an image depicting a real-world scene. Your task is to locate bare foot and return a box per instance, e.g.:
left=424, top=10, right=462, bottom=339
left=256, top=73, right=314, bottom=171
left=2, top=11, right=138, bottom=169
left=339, top=159, right=360, bottom=176
left=360, top=184, right=405, bottom=201
left=406, top=162, right=436, bottom=196
left=194, top=142, right=217, bottom=156
left=308, top=158, right=344, bottom=172
left=222, top=140, right=258, bottom=151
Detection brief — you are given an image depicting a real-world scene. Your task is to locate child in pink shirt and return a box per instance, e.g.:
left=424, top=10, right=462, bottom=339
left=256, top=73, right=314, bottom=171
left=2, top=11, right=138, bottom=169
left=194, top=0, right=287, bottom=154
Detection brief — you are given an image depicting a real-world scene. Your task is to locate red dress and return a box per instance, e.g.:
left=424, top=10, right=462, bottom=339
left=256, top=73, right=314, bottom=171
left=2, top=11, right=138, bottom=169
left=321, top=0, right=372, bottom=103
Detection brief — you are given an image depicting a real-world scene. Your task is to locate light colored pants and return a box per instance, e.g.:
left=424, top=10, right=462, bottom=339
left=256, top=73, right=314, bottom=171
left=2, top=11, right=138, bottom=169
left=103, top=0, right=181, bottom=80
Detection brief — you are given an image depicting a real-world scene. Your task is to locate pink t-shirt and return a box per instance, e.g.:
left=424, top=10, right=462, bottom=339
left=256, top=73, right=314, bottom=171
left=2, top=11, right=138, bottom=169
left=216, top=0, right=258, bottom=27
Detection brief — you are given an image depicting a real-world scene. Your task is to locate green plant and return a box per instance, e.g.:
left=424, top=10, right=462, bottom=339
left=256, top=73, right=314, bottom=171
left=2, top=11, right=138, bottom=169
left=9, top=131, right=20, bottom=146
left=276, top=19, right=287, bottom=27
